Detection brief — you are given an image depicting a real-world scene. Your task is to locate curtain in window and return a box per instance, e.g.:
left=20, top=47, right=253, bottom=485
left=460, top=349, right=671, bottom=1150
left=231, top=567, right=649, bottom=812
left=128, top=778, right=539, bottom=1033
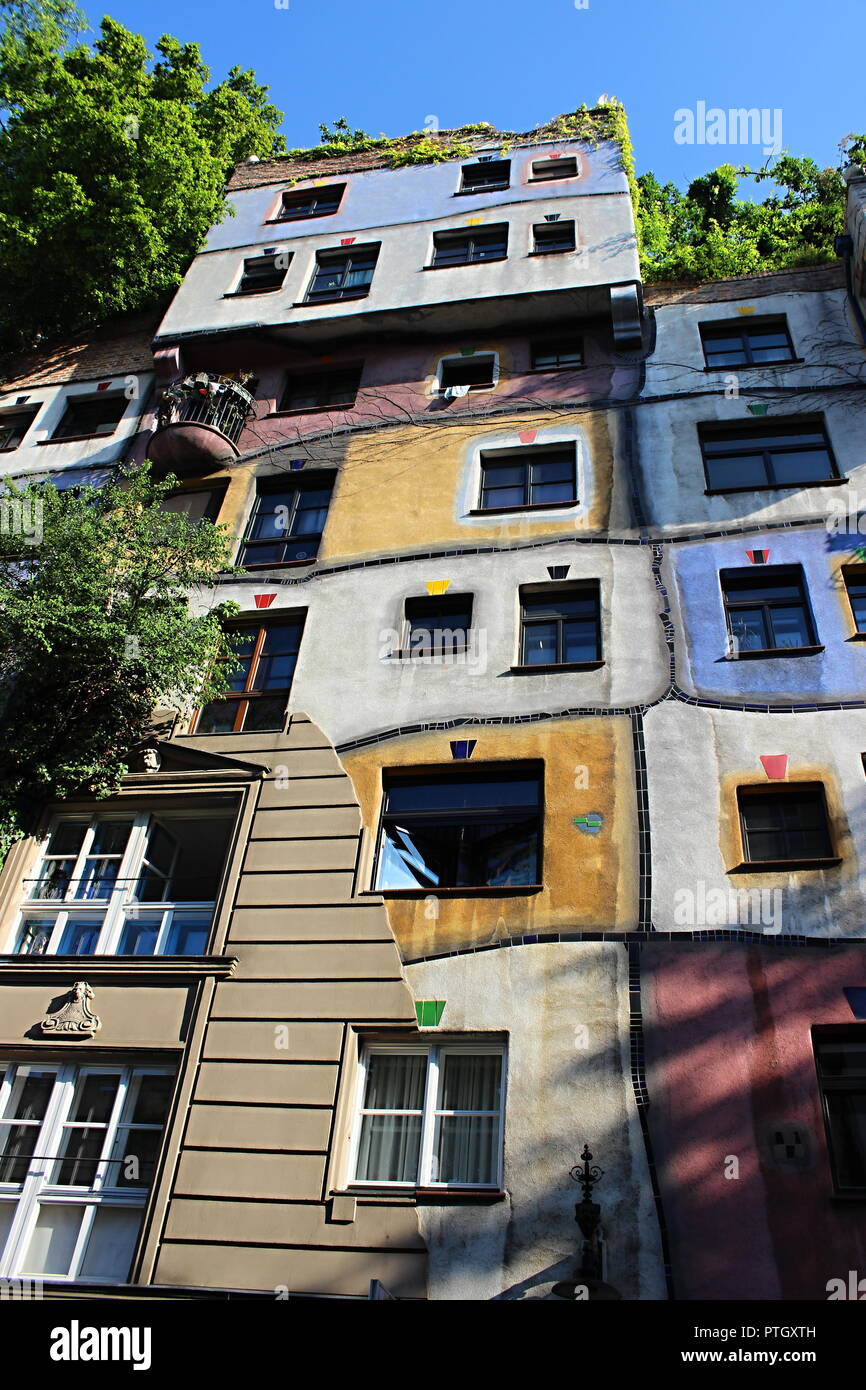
left=355, top=1054, right=425, bottom=1183
left=434, top=1054, right=501, bottom=1185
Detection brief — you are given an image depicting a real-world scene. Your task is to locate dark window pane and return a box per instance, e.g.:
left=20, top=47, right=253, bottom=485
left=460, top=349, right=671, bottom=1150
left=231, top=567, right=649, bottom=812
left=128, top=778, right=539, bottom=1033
left=523, top=622, right=558, bottom=664
left=117, top=917, right=160, bottom=955
left=386, top=776, right=540, bottom=814
left=52, top=396, right=126, bottom=439
left=195, top=700, right=236, bottom=734
left=740, top=790, right=832, bottom=860
left=57, top=919, right=102, bottom=954
left=706, top=453, right=768, bottom=489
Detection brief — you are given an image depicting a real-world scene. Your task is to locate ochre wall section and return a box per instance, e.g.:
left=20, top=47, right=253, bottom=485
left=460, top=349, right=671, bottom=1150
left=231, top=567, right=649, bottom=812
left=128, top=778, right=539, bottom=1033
left=343, top=715, right=639, bottom=960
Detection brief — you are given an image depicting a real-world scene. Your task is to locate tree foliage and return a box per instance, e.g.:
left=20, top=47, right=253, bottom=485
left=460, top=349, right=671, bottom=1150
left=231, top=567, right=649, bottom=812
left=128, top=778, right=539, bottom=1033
left=0, top=6, right=285, bottom=351
left=637, top=154, right=854, bottom=282
left=0, top=465, right=240, bottom=859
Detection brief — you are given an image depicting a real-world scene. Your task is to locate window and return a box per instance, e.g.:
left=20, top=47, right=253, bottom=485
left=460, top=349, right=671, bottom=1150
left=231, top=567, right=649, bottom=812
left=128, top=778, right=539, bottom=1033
left=0, top=409, right=38, bottom=451
left=236, top=253, right=289, bottom=295
left=305, top=246, right=379, bottom=303
left=479, top=443, right=577, bottom=511
left=10, top=810, right=234, bottom=957
left=459, top=160, right=510, bottom=193
left=401, top=594, right=473, bottom=658
left=194, top=617, right=304, bottom=735
left=275, top=184, right=345, bottom=220
left=721, top=566, right=816, bottom=653
left=0, top=1062, right=173, bottom=1281
left=843, top=566, right=866, bottom=634
left=431, top=225, right=508, bottom=267
left=352, top=1044, right=504, bottom=1189
left=530, top=338, right=583, bottom=370
left=52, top=395, right=127, bottom=440
left=438, top=355, right=496, bottom=392
left=239, top=476, right=333, bottom=566
left=531, top=156, right=579, bottom=181
left=519, top=582, right=601, bottom=665
left=700, top=316, right=795, bottom=369
left=279, top=367, right=361, bottom=413
left=699, top=419, right=838, bottom=492
left=159, top=485, right=226, bottom=523
left=533, top=221, right=576, bottom=254
left=375, top=765, right=542, bottom=890
left=814, top=1030, right=866, bottom=1193
left=737, top=785, right=834, bottom=865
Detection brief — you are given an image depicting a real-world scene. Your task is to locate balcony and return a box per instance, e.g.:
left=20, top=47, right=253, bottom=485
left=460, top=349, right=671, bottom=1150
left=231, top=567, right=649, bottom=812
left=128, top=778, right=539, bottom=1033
left=147, top=373, right=256, bottom=476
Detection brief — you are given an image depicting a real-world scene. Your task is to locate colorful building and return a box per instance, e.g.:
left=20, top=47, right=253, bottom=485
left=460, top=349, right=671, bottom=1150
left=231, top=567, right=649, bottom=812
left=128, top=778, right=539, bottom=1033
left=0, top=111, right=865, bottom=1301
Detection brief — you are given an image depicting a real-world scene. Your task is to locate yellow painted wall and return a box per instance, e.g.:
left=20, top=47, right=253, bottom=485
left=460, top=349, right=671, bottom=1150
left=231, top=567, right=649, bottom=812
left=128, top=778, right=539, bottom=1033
left=343, top=716, right=638, bottom=960
left=319, top=408, right=614, bottom=562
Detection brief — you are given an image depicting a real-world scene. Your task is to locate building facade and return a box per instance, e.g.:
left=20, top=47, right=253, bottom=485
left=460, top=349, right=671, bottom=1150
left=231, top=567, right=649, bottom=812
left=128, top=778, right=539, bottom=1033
left=0, top=111, right=865, bottom=1301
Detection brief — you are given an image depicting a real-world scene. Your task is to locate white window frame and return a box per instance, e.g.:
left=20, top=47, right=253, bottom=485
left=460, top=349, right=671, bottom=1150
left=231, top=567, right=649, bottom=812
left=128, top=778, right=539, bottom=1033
left=6, top=809, right=228, bottom=957
left=0, top=1062, right=173, bottom=1283
left=348, top=1042, right=506, bottom=1191
left=430, top=352, right=500, bottom=397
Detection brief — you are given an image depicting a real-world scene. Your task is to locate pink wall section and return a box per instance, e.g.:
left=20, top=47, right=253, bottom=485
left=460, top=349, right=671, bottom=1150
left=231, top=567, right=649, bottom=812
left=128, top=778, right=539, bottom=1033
left=644, top=943, right=866, bottom=1300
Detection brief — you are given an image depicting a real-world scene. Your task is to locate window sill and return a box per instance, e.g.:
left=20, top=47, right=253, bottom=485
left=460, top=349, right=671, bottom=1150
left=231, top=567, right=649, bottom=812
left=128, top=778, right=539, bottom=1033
left=453, top=186, right=510, bottom=196
left=264, top=211, right=340, bottom=224
left=468, top=500, right=578, bottom=515
left=367, top=885, right=543, bottom=898
left=239, top=558, right=318, bottom=569
left=293, top=294, right=370, bottom=306
left=704, top=477, right=847, bottom=495
left=528, top=248, right=577, bottom=257
left=339, top=1186, right=507, bottom=1203
left=423, top=258, right=508, bottom=270
left=223, top=288, right=283, bottom=298
left=0, top=954, right=237, bottom=980
left=527, top=175, right=579, bottom=185
left=702, top=359, right=803, bottom=371
left=509, top=660, right=604, bottom=673
left=727, top=858, right=842, bottom=874
left=37, top=433, right=118, bottom=445
left=723, top=645, right=824, bottom=660
left=433, top=387, right=495, bottom=397
left=846, top=632, right=866, bottom=641
left=266, top=406, right=356, bottom=418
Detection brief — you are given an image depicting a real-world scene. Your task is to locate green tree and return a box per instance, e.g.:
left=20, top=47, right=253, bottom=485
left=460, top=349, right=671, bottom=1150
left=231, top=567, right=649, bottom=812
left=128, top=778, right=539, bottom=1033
left=0, top=464, right=240, bottom=861
left=0, top=11, right=285, bottom=351
left=637, top=154, right=852, bottom=282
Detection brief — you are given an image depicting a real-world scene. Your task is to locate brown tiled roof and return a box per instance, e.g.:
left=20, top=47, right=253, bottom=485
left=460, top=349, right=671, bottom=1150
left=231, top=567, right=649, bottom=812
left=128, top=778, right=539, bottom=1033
left=0, top=311, right=161, bottom=392
left=645, top=262, right=846, bottom=305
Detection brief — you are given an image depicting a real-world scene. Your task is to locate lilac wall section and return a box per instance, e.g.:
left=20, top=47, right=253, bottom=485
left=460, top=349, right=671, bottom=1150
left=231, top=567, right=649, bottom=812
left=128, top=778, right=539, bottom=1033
left=643, top=943, right=866, bottom=1300
left=142, top=327, right=640, bottom=450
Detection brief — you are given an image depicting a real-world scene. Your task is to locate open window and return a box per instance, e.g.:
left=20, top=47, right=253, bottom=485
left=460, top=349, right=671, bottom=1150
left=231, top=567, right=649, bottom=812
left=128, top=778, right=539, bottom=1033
left=52, top=395, right=127, bottom=441
left=374, top=764, right=542, bottom=891
left=0, top=407, right=39, bottom=451
left=10, top=808, right=236, bottom=957
left=459, top=160, right=510, bottom=193
left=193, top=616, right=305, bottom=735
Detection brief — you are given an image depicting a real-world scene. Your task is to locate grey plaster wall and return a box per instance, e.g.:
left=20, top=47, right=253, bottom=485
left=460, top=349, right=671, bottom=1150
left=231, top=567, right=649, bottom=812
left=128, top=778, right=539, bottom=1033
left=406, top=944, right=667, bottom=1301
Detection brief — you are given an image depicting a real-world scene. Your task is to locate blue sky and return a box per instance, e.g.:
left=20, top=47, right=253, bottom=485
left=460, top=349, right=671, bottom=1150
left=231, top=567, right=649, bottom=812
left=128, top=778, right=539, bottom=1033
left=97, top=0, right=863, bottom=189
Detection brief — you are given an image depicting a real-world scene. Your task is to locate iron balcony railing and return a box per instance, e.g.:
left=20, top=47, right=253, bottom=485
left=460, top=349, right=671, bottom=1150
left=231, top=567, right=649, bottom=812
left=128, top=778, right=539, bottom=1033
left=157, top=375, right=256, bottom=447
